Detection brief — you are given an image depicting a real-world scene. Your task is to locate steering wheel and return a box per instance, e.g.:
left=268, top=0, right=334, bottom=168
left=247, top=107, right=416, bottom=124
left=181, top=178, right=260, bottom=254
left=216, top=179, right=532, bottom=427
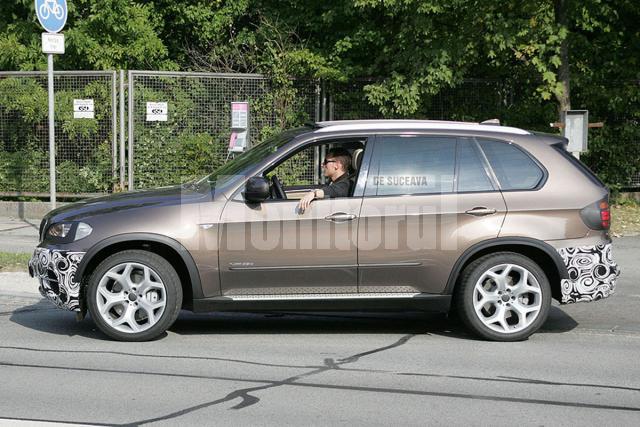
left=270, top=175, right=287, bottom=200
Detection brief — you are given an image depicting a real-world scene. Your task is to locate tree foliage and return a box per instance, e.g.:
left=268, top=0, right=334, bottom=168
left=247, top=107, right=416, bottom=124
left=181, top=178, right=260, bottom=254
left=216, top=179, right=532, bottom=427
left=0, top=1, right=638, bottom=189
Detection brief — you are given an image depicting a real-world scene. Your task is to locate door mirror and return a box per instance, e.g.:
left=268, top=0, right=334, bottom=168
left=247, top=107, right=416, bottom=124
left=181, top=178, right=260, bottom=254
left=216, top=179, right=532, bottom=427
left=244, top=176, right=270, bottom=203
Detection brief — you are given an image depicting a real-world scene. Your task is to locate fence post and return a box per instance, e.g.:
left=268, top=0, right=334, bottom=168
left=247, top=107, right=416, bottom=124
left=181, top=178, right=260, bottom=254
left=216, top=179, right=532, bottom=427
left=111, top=71, right=117, bottom=188
left=127, top=70, right=134, bottom=190
left=119, top=70, right=125, bottom=189
left=314, top=80, right=321, bottom=184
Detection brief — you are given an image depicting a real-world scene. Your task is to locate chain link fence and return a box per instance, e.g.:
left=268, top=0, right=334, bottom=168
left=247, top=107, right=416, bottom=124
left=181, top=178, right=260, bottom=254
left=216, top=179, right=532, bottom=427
left=0, top=71, right=116, bottom=197
left=127, top=71, right=318, bottom=189
left=0, top=70, right=637, bottom=196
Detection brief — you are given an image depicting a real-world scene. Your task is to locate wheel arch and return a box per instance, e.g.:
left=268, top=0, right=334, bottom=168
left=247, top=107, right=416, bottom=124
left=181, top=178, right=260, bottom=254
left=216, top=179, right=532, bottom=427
left=76, top=233, right=203, bottom=309
left=445, top=237, right=568, bottom=302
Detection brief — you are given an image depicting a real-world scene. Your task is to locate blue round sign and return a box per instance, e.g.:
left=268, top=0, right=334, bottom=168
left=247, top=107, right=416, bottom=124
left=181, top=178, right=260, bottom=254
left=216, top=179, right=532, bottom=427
left=35, top=0, right=67, bottom=33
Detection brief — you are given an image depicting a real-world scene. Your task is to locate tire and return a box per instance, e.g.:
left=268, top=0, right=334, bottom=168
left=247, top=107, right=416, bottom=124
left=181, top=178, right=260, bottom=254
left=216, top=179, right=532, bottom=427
left=455, top=252, right=551, bottom=341
left=86, top=250, right=183, bottom=341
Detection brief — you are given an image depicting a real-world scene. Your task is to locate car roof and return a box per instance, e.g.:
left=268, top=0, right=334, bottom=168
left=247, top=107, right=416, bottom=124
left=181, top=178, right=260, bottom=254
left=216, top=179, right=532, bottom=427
left=314, top=120, right=531, bottom=135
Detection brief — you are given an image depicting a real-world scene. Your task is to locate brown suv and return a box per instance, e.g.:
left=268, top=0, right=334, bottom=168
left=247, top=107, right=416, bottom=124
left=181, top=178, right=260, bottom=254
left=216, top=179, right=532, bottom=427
left=29, top=120, right=620, bottom=341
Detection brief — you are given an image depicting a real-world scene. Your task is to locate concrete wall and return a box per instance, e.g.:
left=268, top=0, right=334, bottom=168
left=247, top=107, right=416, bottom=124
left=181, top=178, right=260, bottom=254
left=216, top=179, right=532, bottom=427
left=0, top=201, right=67, bottom=220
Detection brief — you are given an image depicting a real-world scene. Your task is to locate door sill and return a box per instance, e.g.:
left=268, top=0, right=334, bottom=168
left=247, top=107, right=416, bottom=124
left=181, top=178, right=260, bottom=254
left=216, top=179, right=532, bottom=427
left=227, top=292, right=421, bottom=301
left=190, top=293, right=451, bottom=313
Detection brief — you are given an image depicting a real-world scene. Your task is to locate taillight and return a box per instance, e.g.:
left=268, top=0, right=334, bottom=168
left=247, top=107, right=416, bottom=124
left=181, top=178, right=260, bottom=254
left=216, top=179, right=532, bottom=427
left=580, top=197, right=611, bottom=230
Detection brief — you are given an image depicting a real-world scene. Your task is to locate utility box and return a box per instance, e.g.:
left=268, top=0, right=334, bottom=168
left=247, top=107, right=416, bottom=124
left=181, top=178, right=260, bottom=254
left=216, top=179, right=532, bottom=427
left=563, top=110, right=589, bottom=153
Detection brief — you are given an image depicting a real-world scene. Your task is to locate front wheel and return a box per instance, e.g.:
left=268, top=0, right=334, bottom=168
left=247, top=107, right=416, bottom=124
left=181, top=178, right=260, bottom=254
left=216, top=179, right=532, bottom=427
left=86, top=250, right=182, bottom=341
left=455, top=252, right=551, bottom=341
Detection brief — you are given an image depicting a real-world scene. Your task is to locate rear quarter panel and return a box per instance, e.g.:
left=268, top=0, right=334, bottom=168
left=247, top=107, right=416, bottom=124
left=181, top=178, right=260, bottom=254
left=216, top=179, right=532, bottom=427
left=498, top=135, right=605, bottom=241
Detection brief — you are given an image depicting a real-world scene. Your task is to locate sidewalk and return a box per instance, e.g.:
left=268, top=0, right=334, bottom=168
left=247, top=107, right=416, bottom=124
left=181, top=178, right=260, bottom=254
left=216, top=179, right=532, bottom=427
left=0, top=217, right=40, bottom=253
left=0, top=272, right=40, bottom=296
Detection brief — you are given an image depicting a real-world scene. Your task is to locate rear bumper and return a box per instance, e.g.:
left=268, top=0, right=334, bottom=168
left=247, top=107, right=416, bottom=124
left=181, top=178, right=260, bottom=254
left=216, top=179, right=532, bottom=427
left=28, top=248, right=86, bottom=312
left=556, top=242, right=620, bottom=304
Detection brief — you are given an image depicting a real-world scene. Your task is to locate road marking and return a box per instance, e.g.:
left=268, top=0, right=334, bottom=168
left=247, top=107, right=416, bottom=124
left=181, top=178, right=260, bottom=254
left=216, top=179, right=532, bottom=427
left=0, top=418, right=99, bottom=426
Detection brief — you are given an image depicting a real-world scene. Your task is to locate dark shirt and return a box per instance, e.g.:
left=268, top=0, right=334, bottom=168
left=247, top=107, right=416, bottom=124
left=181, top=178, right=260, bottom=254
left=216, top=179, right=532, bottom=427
left=321, top=173, right=350, bottom=198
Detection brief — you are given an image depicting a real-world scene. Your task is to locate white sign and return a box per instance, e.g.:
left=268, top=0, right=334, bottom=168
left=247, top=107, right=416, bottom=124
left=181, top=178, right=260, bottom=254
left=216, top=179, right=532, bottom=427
left=231, top=102, right=248, bottom=128
left=73, top=99, right=94, bottom=119
left=41, top=32, right=64, bottom=54
left=146, top=102, right=168, bottom=121
left=229, top=130, right=248, bottom=152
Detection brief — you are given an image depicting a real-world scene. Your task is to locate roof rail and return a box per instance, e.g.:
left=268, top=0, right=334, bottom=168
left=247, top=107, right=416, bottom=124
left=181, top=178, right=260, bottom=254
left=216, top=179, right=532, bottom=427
left=313, top=119, right=530, bottom=135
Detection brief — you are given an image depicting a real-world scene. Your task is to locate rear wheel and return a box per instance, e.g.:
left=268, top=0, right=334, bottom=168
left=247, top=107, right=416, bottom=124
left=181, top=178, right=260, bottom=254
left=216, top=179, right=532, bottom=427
left=86, top=250, right=182, bottom=341
left=455, top=252, right=551, bottom=341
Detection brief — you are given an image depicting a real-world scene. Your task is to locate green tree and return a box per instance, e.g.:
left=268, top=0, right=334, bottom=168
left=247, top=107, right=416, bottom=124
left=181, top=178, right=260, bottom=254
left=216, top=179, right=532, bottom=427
left=0, top=0, right=175, bottom=70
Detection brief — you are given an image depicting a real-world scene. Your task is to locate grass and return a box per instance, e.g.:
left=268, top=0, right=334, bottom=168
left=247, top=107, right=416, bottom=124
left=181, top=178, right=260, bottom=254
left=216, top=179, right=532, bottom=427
left=611, top=203, right=640, bottom=237
left=0, top=252, right=30, bottom=272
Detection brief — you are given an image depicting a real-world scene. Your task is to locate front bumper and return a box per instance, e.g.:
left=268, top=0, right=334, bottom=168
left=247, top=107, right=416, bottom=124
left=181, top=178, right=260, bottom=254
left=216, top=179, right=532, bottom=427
left=28, top=248, right=86, bottom=311
left=557, top=242, right=620, bottom=304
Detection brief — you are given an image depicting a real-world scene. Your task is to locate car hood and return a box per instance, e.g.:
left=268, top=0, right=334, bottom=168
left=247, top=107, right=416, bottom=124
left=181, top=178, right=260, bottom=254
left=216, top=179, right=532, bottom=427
left=44, top=184, right=215, bottom=225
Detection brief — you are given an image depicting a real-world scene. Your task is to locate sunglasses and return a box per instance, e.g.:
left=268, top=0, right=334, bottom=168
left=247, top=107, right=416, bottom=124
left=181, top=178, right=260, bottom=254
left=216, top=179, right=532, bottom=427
left=322, top=159, right=337, bottom=166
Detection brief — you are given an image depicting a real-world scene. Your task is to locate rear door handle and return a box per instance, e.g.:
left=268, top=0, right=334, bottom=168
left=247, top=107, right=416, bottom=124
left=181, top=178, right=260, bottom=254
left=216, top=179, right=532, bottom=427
left=325, top=212, right=357, bottom=222
left=465, top=207, right=497, bottom=217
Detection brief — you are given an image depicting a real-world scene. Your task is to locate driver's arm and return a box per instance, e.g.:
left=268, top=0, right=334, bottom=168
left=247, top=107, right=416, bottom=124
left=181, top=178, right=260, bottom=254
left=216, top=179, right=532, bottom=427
left=297, top=189, right=324, bottom=213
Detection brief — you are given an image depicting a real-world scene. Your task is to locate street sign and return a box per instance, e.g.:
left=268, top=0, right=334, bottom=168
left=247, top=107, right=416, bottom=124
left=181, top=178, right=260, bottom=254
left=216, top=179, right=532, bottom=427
left=36, top=0, right=68, bottom=209
left=41, top=32, right=64, bottom=54
left=35, top=0, right=68, bottom=33
left=73, top=99, right=94, bottom=119
left=146, top=102, right=168, bottom=121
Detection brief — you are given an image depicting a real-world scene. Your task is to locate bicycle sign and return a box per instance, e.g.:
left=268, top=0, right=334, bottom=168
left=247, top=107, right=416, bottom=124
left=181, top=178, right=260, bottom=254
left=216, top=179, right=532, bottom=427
left=35, top=0, right=67, bottom=33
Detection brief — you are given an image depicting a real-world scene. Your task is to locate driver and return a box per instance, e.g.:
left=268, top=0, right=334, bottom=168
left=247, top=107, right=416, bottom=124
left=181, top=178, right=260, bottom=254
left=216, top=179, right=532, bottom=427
left=297, top=147, right=351, bottom=213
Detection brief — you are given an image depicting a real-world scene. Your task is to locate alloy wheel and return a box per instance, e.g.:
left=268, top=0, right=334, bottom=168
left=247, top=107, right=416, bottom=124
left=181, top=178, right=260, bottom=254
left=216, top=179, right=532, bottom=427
left=472, top=263, right=542, bottom=334
left=95, top=262, right=167, bottom=333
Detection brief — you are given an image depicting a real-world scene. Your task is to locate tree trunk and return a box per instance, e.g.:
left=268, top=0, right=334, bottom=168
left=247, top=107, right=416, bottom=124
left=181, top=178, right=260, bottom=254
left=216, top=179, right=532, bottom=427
left=555, top=0, right=571, bottom=119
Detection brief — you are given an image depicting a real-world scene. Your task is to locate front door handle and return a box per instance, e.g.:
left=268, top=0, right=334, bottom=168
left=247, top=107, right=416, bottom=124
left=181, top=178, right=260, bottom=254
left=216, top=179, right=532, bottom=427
left=325, top=212, right=357, bottom=222
left=465, top=207, right=497, bottom=217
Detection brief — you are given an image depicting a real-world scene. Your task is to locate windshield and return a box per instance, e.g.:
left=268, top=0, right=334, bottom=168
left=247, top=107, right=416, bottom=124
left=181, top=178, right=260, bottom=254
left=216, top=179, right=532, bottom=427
left=195, top=126, right=311, bottom=188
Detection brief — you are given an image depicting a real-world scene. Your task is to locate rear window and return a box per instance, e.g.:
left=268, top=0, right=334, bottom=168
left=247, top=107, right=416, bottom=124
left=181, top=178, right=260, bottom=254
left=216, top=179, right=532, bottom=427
left=552, top=143, right=605, bottom=187
left=477, top=139, right=544, bottom=190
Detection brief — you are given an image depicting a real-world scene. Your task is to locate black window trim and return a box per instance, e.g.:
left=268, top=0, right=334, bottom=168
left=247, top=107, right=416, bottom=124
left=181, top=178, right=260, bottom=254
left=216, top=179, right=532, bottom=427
left=457, top=137, right=497, bottom=193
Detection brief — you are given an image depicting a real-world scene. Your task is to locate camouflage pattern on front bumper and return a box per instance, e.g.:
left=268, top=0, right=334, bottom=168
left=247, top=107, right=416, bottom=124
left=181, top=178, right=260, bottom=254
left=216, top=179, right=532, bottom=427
left=29, top=248, right=86, bottom=311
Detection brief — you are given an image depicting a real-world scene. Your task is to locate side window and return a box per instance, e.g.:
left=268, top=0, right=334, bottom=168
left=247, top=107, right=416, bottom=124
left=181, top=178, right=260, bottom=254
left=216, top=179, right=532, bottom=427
left=477, top=139, right=544, bottom=190
left=457, top=139, right=494, bottom=192
left=269, top=145, right=318, bottom=187
left=366, top=136, right=456, bottom=196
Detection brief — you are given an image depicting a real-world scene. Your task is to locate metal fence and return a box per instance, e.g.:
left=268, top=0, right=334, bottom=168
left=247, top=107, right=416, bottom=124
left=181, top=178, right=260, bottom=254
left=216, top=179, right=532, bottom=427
left=0, top=71, right=116, bottom=197
left=0, top=71, right=638, bottom=197
left=127, top=71, right=318, bottom=190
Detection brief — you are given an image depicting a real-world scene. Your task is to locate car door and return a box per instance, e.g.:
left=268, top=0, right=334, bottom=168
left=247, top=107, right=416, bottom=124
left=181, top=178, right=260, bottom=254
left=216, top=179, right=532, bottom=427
left=357, top=134, right=507, bottom=294
left=217, top=140, right=366, bottom=297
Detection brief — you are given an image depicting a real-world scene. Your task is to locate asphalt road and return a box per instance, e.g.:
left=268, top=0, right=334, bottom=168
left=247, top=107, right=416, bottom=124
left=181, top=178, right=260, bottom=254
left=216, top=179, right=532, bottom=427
left=0, top=237, right=638, bottom=426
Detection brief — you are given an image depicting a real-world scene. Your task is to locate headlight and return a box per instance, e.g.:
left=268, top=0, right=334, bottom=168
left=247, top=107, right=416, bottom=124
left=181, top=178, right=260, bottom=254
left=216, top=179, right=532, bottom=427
left=47, top=223, right=73, bottom=238
left=46, top=222, right=93, bottom=241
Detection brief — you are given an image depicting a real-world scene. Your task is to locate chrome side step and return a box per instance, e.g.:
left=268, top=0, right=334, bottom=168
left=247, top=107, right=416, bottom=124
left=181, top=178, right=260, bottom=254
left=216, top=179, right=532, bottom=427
left=226, top=292, right=421, bottom=301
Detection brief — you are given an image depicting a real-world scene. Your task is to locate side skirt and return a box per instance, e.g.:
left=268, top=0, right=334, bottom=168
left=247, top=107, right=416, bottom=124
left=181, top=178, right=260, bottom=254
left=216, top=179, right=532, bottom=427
left=190, top=293, right=451, bottom=313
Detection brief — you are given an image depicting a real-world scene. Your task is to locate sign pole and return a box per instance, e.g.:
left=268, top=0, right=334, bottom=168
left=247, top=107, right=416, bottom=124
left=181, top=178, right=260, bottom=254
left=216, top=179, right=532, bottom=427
left=47, top=52, right=56, bottom=209
left=36, top=0, right=68, bottom=209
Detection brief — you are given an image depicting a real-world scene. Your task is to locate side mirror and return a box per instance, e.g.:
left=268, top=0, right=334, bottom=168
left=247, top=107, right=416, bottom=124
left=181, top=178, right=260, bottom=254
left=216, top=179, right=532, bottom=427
left=243, top=176, right=270, bottom=203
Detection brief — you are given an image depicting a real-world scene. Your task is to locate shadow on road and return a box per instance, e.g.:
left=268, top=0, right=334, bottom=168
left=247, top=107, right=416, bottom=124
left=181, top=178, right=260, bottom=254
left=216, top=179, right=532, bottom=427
left=9, top=301, right=578, bottom=341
